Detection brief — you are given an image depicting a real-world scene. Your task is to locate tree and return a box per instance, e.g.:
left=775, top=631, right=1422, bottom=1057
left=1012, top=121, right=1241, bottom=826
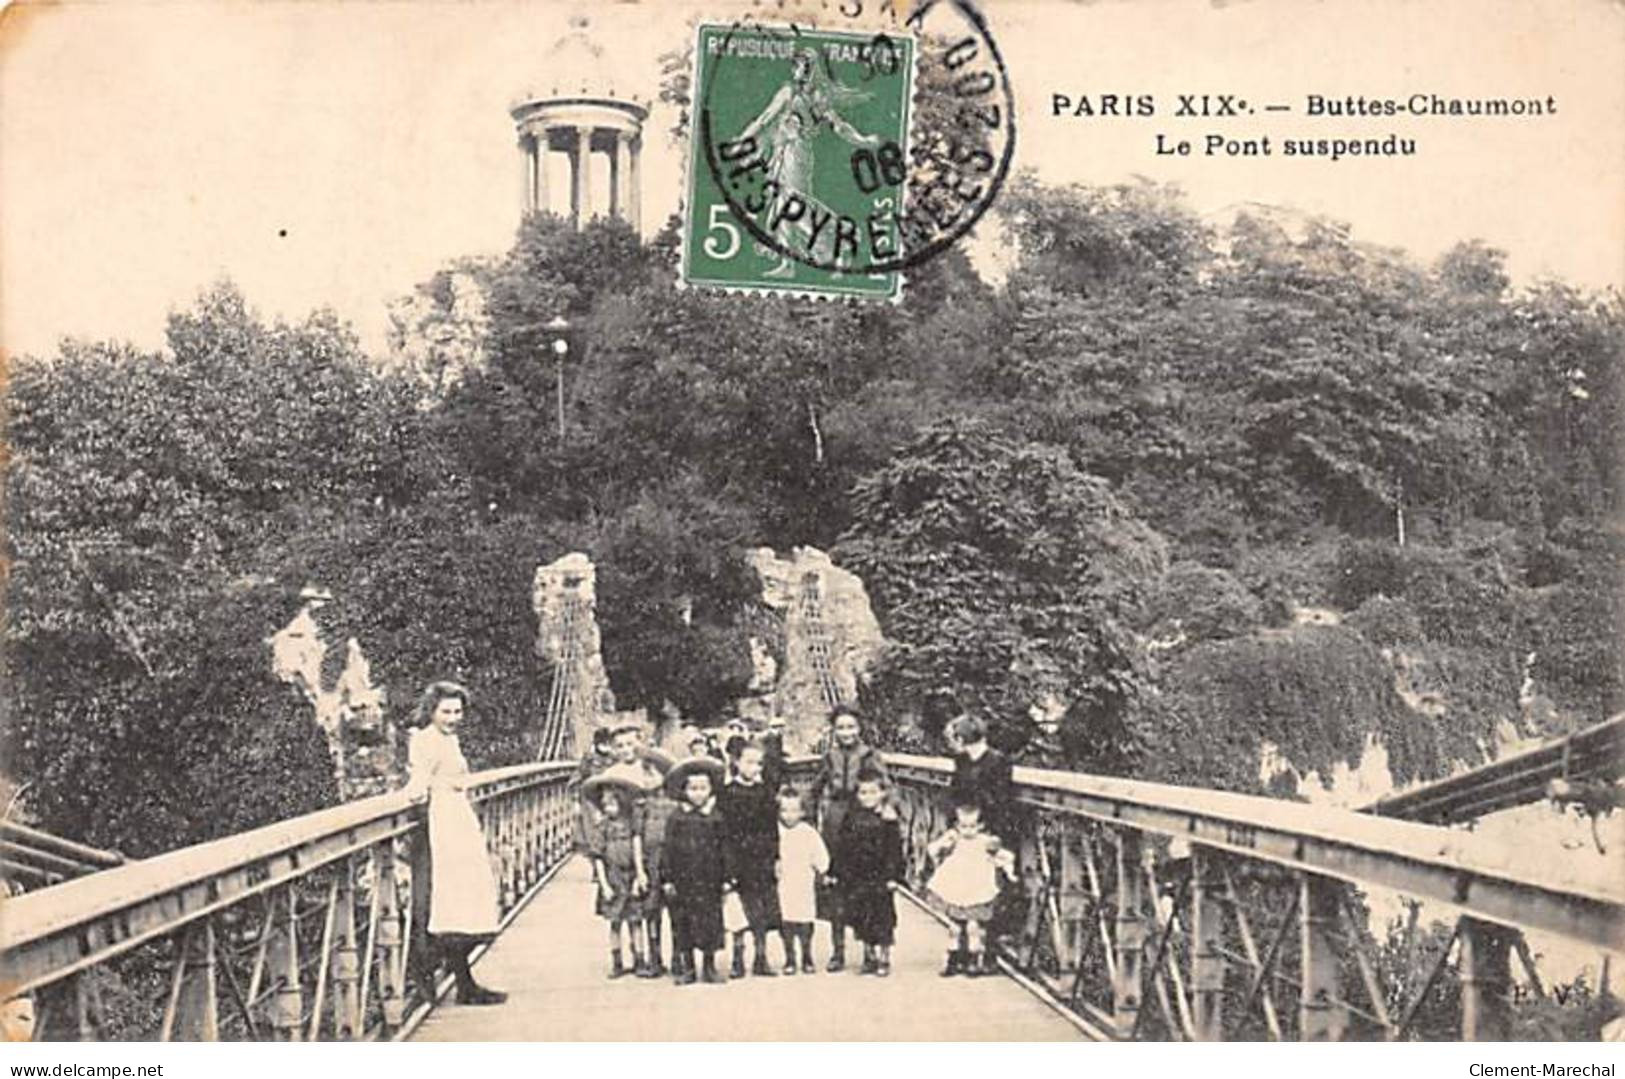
left=838, top=417, right=1166, bottom=771
left=2, top=282, right=419, bottom=853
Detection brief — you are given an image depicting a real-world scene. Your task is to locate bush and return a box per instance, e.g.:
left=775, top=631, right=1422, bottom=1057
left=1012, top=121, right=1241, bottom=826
left=1233, top=537, right=1343, bottom=620
left=840, top=417, right=1167, bottom=774
left=1330, top=539, right=1411, bottom=610
left=1332, top=540, right=1523, bottom=650
left=1138, top=562, right=1262, bottom=644
left=1345, top=593, right=1425, bottom=648
left=1151, top=624, right=1469, bottom=792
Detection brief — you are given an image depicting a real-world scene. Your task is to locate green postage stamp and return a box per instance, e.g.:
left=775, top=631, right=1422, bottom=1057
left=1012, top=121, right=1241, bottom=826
left=683, top=23, right=916, bottom=301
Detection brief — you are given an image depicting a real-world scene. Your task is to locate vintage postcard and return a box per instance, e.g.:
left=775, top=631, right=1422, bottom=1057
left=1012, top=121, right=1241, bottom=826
left=1, top=0, right=1621, bottom=1054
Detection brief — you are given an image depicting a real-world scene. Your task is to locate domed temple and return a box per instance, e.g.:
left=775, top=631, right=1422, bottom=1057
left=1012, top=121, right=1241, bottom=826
left=510, top=16, right=647, bottom=232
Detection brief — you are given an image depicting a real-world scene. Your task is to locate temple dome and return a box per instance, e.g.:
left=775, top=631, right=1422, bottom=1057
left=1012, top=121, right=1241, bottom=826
left=512, top=16, right=644, bottom=108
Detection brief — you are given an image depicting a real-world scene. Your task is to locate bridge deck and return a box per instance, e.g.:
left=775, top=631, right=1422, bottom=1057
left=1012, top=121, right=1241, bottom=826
left=409, top=858, right=1083, bottom=1041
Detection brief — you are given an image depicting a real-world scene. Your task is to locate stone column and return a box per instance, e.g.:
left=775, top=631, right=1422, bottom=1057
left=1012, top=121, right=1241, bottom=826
left=575, top=126, right=594, bottom=224
left=520, top=137, right=534, bottom=215
left=612, top=131, right=631, bottom=222
left=567, top=133, right=580, bottom=225
left=627, top=137, right=641, bottom=233
left=534, top=131, right=550, bottom=215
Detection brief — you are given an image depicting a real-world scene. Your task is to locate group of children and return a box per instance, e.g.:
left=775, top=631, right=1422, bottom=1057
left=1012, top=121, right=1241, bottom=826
left=576, top=707, right=1018, bottom=986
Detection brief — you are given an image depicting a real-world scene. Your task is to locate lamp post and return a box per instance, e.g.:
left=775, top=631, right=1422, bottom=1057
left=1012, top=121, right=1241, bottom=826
left=543, top=315, right=572, bottom=446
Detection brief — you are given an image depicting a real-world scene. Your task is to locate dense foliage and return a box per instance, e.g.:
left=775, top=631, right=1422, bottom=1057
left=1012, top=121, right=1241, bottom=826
left=6, top=178, right=1621, bottom=863
left=839, top=418, right=1166, bottom=772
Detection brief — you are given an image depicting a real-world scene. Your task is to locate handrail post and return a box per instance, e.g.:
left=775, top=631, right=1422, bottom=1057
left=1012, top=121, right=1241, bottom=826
left=375, top=840, right=407, bottom=1035
left=331, top=855, right=361, bottom=1040
left=172, top=919, right=219, bottom=1040
left=1189, top=848, right=1226, bottom=1041
left=1299, top=874, right=1347, bottom=1041
left=1112, top=830, right=1146, bottom=1036
left=269, top=887, right=302, bottom=1041
left=1057, top=827, right=1086, bottom=972
left=70, top=973, right=102, bottom=1041
left=1459, top=917, right=1515, bottom=1041
left=522, top=788, right=540, bottom=890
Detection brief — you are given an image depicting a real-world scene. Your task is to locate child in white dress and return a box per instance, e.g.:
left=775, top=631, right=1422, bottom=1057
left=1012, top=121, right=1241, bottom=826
left=775, top=788, right=830, bottom=974
left=923, top=801, right=1016, bottom=977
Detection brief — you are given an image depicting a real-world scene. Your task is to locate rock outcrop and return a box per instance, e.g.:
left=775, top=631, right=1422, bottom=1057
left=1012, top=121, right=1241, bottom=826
left=744, top=546, right=887, bottom=753
left=268, top=590, right=396, bottom=800
left=384, top=268, right=491, bottom=404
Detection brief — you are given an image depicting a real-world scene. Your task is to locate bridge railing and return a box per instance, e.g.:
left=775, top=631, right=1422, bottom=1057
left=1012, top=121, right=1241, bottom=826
left=823, top=754, right=1624, bottom=1042
left=9, top=753, right=1620, bottom=1042
left=2, top=761, right=578, bottom=1041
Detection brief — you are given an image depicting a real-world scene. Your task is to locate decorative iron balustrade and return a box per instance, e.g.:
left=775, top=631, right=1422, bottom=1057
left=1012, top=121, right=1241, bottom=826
left=6, top=752, right=1620, bottom=1041
left=2, top=761, right=578, bottom=1041
left=801, top=754, right=1625, bottom=1042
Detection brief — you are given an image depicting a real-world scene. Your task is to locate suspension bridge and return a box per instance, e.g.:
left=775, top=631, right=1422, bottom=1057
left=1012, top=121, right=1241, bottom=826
left=4, top=717, right=1622, bottom=1042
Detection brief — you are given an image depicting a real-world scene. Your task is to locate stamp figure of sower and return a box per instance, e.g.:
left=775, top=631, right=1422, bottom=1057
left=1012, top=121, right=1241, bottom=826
left=686, top=24, right=918, bottom=301
left=685, top=8, right=1013, bottom=300
left=735, top=46, right=881, bottom=277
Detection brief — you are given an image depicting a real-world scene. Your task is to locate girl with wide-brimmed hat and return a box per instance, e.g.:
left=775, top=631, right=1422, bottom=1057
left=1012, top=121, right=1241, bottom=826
left=581, top=772, right=651, bottom=979
left=593, top=726, right=677, bottom=977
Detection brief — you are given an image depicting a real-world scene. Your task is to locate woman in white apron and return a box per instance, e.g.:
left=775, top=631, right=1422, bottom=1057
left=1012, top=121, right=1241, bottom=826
left=403, top=681, right=506, bottom=1005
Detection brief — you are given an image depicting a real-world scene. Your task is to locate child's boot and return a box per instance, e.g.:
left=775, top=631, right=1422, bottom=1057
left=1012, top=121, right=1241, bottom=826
left=730, top=938, right=746, bottom=980
left=781, top=930, right=798, bottom=975
left=940, top=950, right=962, bottom=977
left=859, top=943, right=878, bottom=975
left=876, top=945, right=892, bottom=978
left=631, top=945, right=648, bottom=978
left=702, top=951, right=726, bottom=985
left=751, top=932, right=776, bottom=977
left=965, top=950, right=986, bottom=978
left=674, top=951, right=696, bottom=986
left=827, top=925, right=846, bottom=973
left=609, top=949, right=626, bottom=980
left=801, top=928, right=816, bottom=975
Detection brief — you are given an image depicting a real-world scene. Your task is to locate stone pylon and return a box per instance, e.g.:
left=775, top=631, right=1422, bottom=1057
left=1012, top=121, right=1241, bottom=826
left=268, top=590, right=396, bottom=800
left=532, top=553, right=616, bottom=759
left=745, top=547, right=887, bottom=753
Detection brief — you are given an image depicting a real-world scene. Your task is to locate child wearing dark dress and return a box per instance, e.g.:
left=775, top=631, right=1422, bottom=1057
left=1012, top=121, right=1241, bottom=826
left=584, top=783, right=646, bottom=979
left=718, top=742, right=782, bottom=978
left=828, top=771, right=904, bottom=976
left=811, top=705, right=890, bottom=971
left=662, top=761, right=733, bottom=985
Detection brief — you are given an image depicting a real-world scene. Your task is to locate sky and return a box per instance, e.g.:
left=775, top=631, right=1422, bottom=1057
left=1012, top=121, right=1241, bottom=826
left=2, top=0, right=1622, bottom=360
